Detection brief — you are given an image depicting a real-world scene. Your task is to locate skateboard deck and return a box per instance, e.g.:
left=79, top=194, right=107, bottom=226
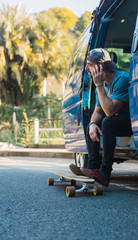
left=55, top=172, right=95, bottom=183
left=48, top=171, right=103, bottom=197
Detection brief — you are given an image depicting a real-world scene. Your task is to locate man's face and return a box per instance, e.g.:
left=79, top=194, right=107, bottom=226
left=85, top=60, right=98, bottom=78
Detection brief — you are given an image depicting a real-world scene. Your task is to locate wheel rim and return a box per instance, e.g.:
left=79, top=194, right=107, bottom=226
left=48, top=178, right=54, bottom=185
left=75, top=153, right=81, bottom=167
left=66, top=187, right=70, bottom=197
left=80, top=154, right=85, bottom=167
left=93, top=185, right=103, bottom=195
left=93, top=186, right=97, bottom=196
left=66, top=187, right=75, bottom=197
left=75, top=153, right=87, bottom=167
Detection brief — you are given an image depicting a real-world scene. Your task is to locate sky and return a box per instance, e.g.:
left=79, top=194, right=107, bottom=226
left=0, top=0, right=101, bottom=16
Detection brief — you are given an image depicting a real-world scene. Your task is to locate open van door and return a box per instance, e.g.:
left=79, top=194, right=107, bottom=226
left=62, top=23, right=92, bottom=152
left=129, top=14, right=138, bottom=154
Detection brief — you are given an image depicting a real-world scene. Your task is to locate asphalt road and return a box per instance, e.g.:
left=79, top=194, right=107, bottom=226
left=0, top=157, right=138, bottom=240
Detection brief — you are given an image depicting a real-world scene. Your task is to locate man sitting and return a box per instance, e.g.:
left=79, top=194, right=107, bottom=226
left=70, top=48, right=132, bottom=186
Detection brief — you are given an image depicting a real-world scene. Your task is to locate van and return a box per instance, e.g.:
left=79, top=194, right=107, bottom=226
left=62, top=0, right=138, bottom=166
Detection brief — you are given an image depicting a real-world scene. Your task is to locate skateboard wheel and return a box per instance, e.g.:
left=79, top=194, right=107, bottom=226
left=66, top=186, right=75, bottom=197
left=93, top=185, right=103, bottom=196
left=48, top=177, right=54, bottom=185
left=70, top=180, right=76, bottom=186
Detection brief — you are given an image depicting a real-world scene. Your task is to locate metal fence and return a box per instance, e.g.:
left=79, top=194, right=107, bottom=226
left=34, top=118, right=64, bottom=144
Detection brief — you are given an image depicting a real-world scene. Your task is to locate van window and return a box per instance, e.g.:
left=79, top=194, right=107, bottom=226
left=68, top=22, right=92, bottom=80
left=107, top=48, right=131, bottom=73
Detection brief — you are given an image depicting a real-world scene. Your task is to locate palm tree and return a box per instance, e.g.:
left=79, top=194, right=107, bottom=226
left=0, top=4, right=44, bottom=105
left=0, top=5, right=77, bottom=106
left=36, top=11, right=76, bottom=82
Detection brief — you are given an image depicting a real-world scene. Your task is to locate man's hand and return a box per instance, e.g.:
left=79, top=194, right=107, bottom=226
left=89, top=124, right=102, bottom=142
left=91, top=64, right=106, bottom=86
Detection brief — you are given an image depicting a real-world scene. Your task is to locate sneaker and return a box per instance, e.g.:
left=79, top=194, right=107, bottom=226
left=80, top=167, right=110, bottom=186
left=69, top=164, right=85, bottom=176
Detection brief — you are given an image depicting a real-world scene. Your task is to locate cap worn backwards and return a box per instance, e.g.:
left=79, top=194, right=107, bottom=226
left=87, top=48, right=117, bottom=71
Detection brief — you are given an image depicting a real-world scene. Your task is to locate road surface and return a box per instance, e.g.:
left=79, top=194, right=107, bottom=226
left=0, top=157, right=138, bottom=240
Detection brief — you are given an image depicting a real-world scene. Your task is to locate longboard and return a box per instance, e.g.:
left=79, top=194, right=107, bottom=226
left=48, top=171, right=103, bottom=197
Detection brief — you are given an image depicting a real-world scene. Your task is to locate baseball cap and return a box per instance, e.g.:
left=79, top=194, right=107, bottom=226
left=87, top=48, right=117, bottom=71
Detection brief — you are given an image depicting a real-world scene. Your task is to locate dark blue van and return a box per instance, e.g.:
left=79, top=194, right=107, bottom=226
left=62, top=0, right=138, bottom=166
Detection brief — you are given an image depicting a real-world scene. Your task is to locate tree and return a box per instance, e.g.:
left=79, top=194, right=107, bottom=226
left=36, top=8, right=77, bottom=82
left=73, top=11, right=92, bottom=38
left=46, top=7, right=78, bottom=32
left=0, top=5, right=77, bottom=106
left=0, top=4, right=44, bottom=105
left=34, top=11, right=76, bottom=82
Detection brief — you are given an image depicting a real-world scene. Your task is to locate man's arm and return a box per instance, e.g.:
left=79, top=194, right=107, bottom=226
left=90, top=106, right=104, bottom=125
left=91, top=64, right=124, bottom=117
left=89, top=107, right=104, bottom=142
left=97, top=86, right=124, bottom=117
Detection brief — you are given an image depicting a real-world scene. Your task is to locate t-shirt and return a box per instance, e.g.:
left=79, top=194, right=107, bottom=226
left=95, top=70, right=130, bottom=114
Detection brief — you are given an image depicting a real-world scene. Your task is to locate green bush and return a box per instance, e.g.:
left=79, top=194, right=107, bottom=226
left=26, top=93, right=62, bottom=119
left=0, top=104, right=13, bottom=124
left=0, top=127, right=15, bottom=145
left=0, top=93, right=63, bottom=146
left=17, top=112, right=34, bottom=147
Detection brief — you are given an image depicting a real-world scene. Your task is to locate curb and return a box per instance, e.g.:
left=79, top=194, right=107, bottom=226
left=0, top=149, right=74, bottom=159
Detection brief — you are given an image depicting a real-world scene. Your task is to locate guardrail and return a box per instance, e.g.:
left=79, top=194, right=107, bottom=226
left=34, top=118, right=64, bottom=144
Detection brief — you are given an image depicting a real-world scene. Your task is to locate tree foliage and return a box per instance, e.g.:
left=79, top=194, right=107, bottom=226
left=0, top=4, right=91, bottom=106
left=36, top=11, right=75, bottom=82
left=46, top=7, right=78, bottom=32
left=73, top=11, right=92, bottom=38
left=0, top=5, right=44, bottom=105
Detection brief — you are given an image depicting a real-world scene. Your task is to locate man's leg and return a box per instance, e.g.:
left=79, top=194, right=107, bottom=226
left=86, top=126, right=102, bottom=169
left=100, top=114, right=132, bottom=178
